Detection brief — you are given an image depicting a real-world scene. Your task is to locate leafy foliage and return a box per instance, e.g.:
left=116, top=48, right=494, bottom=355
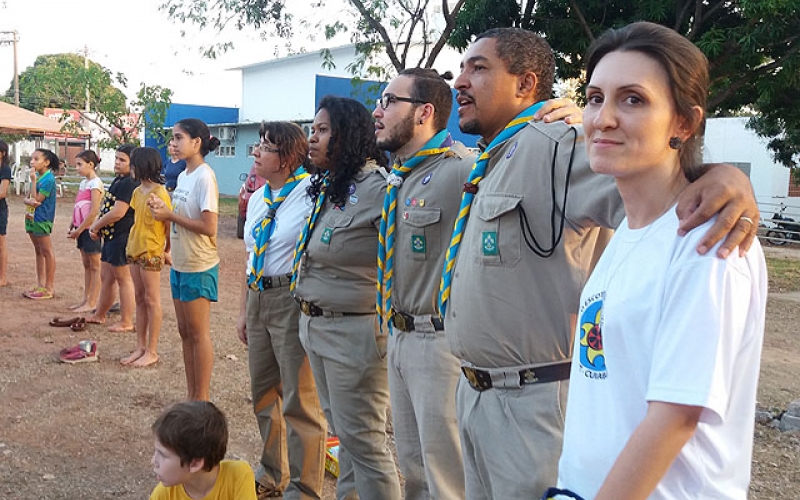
left=2, top=54, right=173, bottom=149
left=449, top=0, right=800, bottom=170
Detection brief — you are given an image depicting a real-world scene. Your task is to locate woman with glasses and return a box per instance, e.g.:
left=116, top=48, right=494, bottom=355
left=235, top=121, right=327, bottom=499
left=291, top=96, right=402, bottom=500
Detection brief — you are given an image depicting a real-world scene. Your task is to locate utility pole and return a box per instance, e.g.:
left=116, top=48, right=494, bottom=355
left=0, top=30, right=19, bottom=107
left=83, top=44, right=90, bottom=112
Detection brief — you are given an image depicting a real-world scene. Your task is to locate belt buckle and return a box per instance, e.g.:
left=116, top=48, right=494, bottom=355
left=300, top=301, right=311, bottom=316
left=264, top=276, right=273, bottom=288
left=391, top=310, right=409, bottom=331
left=249, top=280, right=259, bottom=291
left=461, top=367, right=489, bottom=392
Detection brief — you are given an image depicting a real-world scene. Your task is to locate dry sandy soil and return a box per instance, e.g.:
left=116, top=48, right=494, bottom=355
left=0, top=193, right=798, bottom=499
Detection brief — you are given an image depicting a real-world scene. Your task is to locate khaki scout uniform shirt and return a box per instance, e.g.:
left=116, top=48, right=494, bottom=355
left=294, top=167, right=385, bottom=314
left=445, top=121, right=624, bottom=369
left=392, top=143, right=475, bottom=316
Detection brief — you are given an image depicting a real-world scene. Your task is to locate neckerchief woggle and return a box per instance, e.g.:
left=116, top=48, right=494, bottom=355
left=289, top=173, right=331, bottom=293
left=438, top=102, right=544, bottom=318
left=376, top=129, right=452, bottom=331
left=247, top=165, right=309, bottom=290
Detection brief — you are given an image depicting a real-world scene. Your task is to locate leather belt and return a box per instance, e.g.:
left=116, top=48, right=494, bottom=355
left=461, top=361, right=571, bottom=392
left=295, top=298, right=365, bottom=318
left=390, top=309, right=444, bottom=333
left=249, top=273, right=292, bottom=291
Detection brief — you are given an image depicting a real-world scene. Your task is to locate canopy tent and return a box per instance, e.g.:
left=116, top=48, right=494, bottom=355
left=0, top=101, right=89, bottom=137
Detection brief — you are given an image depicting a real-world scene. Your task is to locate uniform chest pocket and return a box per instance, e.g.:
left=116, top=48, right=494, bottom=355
left=318, top=212, right=354, bottom=252
left=401, top=208, right=441, bottom=262
left=474, top=193, right=523, bottom=267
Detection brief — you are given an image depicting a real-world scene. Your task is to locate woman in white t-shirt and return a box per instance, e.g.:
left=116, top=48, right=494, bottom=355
left=67, top=150, right=104, bottom=313
left=552, top=22, right=767, bottom=500
left=150, top=118, right=219, bottom=401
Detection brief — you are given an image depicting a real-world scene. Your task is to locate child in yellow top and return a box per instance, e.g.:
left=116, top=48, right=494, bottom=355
left=150, top=401, right=257, bottom=500
left=123, top=147, right=171, bottom=367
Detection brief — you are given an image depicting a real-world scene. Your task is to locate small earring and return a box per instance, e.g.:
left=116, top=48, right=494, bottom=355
left=419, top=120, right=424, bottom=125
left=669, top=137, right=682, bottom=150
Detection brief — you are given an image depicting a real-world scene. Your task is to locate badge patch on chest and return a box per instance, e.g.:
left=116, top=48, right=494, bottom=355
left=320, top=227, right=333, bottom=244
left=482, top=232, right=498, bottom=255
left=411, top=235, right=426, bottom=253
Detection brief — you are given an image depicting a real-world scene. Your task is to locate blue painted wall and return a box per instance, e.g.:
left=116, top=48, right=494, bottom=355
left=314, top=75, right=479, bottom=148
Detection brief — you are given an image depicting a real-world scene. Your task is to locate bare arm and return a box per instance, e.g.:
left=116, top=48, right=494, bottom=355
left=676, top=163, right=759, bottom=258
left=91, top=200, right=129, bottom=230
left=69, top=188, right=104, bottom=238
left=149, top=193, right=218, bottom=237
left=236, top=268, right=249, bottom=345
left=595, top=402, right=702, bottom=500
left=0, top=179, right=8, bottom=200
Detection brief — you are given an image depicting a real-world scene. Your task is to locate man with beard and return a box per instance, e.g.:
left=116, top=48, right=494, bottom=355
left=437, top=28, right=760, bottom=499
left=372, top=68, right=578, bottom=499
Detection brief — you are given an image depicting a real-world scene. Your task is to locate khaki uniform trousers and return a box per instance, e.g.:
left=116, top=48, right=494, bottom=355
left=246, top=286, right=327, bottom=499
left=388, top=328, right=465, bottom=500
left=299, top=313, right=401, bottom=500
left=457, top=376, right=569, bottom=500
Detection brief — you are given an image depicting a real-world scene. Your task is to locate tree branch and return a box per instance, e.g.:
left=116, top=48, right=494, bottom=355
left=350, top=0, right=404, bottom=71
left=427, top=0, right=466, bottom=68
left=568, top=0, right=595, bottom=43
left=708, top=41, right=800, bottom=108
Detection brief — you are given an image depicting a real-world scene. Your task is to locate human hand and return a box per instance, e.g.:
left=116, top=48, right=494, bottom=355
left=235, top=314, right=248, bottom=345
left=676, top=163, right=759, bottom=258
left=88, top=226, right=100, bottom=241
left=163, top=251, right=172, bottom=267
left=67, top=228, right=80, bottom=239
left=148, top=193, right=170, bottom=221
left=533, top=97, right=583, bottom=125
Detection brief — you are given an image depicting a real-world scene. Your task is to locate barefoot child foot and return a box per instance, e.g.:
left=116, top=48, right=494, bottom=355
left=120, top=347, right=145, bottom=365
left=132, top=351, right=159, bottom=367
left=108, top=323, right=134, bottom=333
left=85, top=315, right=106, bottom=325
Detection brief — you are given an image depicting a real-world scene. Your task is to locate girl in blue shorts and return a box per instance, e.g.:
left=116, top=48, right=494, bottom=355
left=149, top=118, right=220, bottom=401
left=23, top=148, right=59, bottom=300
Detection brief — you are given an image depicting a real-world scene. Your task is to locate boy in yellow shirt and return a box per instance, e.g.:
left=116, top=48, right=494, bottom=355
left=150, top=401, right=257, bottom=500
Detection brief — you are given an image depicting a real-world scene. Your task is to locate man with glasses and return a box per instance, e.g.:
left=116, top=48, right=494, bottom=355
left=372, top=68, right=577, bottom=500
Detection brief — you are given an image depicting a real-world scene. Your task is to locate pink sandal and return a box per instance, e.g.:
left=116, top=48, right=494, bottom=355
left=58, top=341, right=98, bottom=364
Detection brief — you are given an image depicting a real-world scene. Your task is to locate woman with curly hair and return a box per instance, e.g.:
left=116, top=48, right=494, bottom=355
left=291, top=96, right=401, bottom=499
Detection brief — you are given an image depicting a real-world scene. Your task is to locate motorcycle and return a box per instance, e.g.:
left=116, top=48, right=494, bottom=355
left=766, top=203, right=800, bottom=246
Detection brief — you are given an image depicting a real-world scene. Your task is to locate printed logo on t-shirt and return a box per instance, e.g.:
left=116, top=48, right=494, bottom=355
left=578, top=292, right=607, bottom=380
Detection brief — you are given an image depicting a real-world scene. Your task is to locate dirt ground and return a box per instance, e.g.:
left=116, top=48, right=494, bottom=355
left=0, top=193, right=798, bottom=499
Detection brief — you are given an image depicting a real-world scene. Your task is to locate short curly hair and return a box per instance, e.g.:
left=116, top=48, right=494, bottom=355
left=307, top=96, right=387, bottom=205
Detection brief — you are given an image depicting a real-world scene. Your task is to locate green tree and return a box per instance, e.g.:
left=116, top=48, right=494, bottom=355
left=448, top=0, right=800, bottom=171
left=3, top=53, right=173, bottom=149
left=161, top=0, right=466, bottom=79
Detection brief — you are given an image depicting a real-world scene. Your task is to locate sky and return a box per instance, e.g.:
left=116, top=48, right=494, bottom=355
left=0, top=0, right=337, bottom=109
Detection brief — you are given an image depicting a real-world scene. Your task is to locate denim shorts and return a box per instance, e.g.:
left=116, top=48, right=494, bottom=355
left=77, top=230, right=101, bottom=254
left=0, top=205, right=7, bottom=235
left=101, top=233, right=130, bottom=267
left=170, top=264, right=219, bottom=302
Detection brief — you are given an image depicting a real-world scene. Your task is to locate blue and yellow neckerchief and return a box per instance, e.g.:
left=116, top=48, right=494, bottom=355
left=438, top=102, right=544, bottom=318
left=247, top=166, right=309, bottom=290
left=289, top=173, right=330, bottom=292
left=376, top=129, right=451, bottom=330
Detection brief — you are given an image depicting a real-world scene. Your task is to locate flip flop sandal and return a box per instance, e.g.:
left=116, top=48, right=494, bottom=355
left=70, top=318, right=87, bottom=332
left=50, top=317, right=81, bottom=327
left=59, top=340, right=98, bottom=364
left=22, top=287, right=44, bottom=298
left=27, top=289, right=53, bottom=300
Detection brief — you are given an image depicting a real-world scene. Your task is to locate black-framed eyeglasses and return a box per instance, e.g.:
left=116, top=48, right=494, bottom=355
left=376, top=93, right=427, bottom=110
left=253, top=141, right=280, bottom=154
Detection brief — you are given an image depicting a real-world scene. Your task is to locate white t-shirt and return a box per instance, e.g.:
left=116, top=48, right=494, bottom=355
left=171, top=163, right=219, bottom=272
left=244, top=177, right=313, bottom=276
left=80, top=176, right=105, bottom=193
left=558, top=209, right=766, bottom=500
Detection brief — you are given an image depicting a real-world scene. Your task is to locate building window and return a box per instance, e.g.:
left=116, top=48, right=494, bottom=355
left=247, top=144, right=256, bottom=156
left=789, top=171, right=800, bottom=197
left=216, top=146, right=236, bottom=157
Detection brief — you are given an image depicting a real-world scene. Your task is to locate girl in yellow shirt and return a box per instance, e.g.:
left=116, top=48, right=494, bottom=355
left=123, top=147, right=171, bottom=367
